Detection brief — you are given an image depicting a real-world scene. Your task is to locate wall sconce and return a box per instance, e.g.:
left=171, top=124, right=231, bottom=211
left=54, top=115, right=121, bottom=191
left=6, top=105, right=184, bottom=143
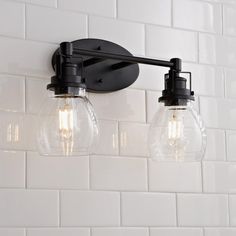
left=37, top=38, right=206, bottom=161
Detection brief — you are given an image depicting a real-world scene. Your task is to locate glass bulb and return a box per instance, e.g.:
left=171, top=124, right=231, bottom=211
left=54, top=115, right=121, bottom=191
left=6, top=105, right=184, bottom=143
left=37, top=88, right=98, bottom=156
left=148, top=102, right=206, bottom=161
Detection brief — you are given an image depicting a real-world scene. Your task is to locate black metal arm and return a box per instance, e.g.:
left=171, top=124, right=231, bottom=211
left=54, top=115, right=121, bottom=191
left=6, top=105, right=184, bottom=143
left=73, top=48, right=179, bottom=70
left=49, top=40, right=194, bottom=106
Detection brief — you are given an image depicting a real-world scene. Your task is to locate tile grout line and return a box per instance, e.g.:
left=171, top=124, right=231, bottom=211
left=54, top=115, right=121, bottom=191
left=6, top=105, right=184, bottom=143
left=145, top=90, right=148, bottom=124
left=117, top=121, right=121, bottom=156
left=115, top=0, right=118, bottom=18
left=24, top=3, right=26, bottom=40
left=228, top=193, right=231, bottom=226
left=203, top=227, right=206, bottom=236
left=25, top=151, right=27, bottom=189
left=146, top=158, right=150, bottom=192
left=120, top=192, right=122, bottom=226
left=197, top=32, right=200, bottom=64
left=23, top=76, right=27, bottom=113
left=88, top=155, right=92, bottom=190
left=175, top=193, right=179, bottom=226
left=144, top=24, right=147, bottom=57
left=171, top=0, right=174, bottom=28
left=59, top=190, right=61, bottom=227
left=224, top=129, right=228, bottom=161
left=221, top=2, right=224, bottom=36
left=86, top=14, right=89, bottom=38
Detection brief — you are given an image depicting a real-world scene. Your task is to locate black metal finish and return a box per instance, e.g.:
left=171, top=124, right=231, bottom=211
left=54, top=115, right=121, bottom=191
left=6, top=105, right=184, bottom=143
left=159, top=70, right=194, bottom=106
left=73, top=48, right=175, bottom=68
left=50, top=38, right=194, bottom=105
left=48, top=42, right=85, bottom=95
left=51, top=39, right=140, bottom=93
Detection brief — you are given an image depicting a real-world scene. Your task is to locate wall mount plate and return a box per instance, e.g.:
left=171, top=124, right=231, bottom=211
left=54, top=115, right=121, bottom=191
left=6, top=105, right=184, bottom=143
left=52, top=38, right=140, bottom=93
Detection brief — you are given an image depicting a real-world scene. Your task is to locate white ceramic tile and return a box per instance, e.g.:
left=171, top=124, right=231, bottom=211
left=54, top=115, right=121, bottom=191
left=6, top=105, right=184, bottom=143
left=0, top=229, right=25, bottom=236
left=149, top=161, right=202, bottom=192
left=118, top=0, right=171, bottom=26
left=229, top=195, right=236, bottom=225
left=90, top=156, right=147, bottom=191
left=204, top=129, right=226, bottom=161
left=89, top=89, right=145, bottom=122
left=92, top=228, right=149, bottom=236
left=121, top=192, right=176, bottom=226
left=0, top=112, right=37, bottom=151
left=225, top=68, right=236, bottom=99
left=0, top=150, right=25, bottom=188
left=203, top=162, right=236, bottom=193
left=223, top=5, right=236, bottom=36
left=119, top=122, right=149, bottom=157
left=27, top=228, right=90, bottom=236
left=0, top=74, right=25, bottom=112
left=182, top=63, right=224, bottom=97
left=0, top=111, right=25, bottom=150
left=0, top=189, right=58, bottom=226
left=227, top=131, right=236, bottom=161
left=0, top=37, right=56, bottom=77
left=177, top=194, right=228, bottom=226
left=58, top=0, right=116, bottom=17
left=89, top=16, right=145, bottom=55
left=61, top=191, right=120, bottom=226
left=150, top=228, right=203, bottom=236
left=173, top=0, right=222, bottom=33
left=205, top=228, right=236, bottom=236
left=146, top=91, right=162, bottom=123
left=131, top=64, right=168, bottom=91
left=92, top=120, right=119, bottom=155
left=199, top=33, right=236, bottom=66
left=27, top=152, right=89, bottom=189
left=26, top=77, right=49, bottom=114
left=200, top=97, right=236, bottom=129
left=17, top=0, right=56, bottom=7
left=146, top=26, right=197, bottom=62
left=23, top=113, right=37, bottom=150
left=0, top=0, right=24, bottom=38
left=26, top=5, right=87, bottom=43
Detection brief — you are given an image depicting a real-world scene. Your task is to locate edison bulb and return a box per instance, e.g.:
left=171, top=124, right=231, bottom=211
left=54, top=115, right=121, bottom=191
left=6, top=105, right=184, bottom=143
left=37, top=88, right=98, bottom=156
left=148, top=102, right=206, bottom=161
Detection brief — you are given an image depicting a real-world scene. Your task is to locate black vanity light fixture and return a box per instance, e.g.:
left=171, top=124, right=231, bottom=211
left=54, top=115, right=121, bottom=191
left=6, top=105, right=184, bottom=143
left=37, top=38, right=206, bottom=161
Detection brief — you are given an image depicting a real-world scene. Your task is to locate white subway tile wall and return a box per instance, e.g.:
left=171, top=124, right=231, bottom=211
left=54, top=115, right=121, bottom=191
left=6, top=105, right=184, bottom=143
left=90, top=156, right=147, bottom=191
left=0, top=0, right=235, bottom=234
left=0, top=189, right=59, bottom=227
left=92, top=228, right=149, bottom=236
left=177, top=194, right=229, bottom=226
left=149, top=161, right=202, bottom=192
left=150, top=228, right=203, bottom=236
left=27, top=228, right=90, bottom=236
left=61, top=191, right=120, bottom=226
left=26, top=5, right=87, bottom=43
left=27, top=152, right=89, bottom=189
left=121, top=192, right=176, bottom=226
left=0, top=229, right=25, bottom=236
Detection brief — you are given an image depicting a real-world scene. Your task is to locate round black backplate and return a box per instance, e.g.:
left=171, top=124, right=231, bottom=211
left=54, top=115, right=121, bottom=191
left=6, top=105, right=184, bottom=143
left=51, top=38, right=140, bottom=93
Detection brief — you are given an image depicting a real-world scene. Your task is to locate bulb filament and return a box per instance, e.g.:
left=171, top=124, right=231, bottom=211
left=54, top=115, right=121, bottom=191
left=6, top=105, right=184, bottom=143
left=58, top=99, right=74, bottom=155
left=168, top=110, right=185, bottom=160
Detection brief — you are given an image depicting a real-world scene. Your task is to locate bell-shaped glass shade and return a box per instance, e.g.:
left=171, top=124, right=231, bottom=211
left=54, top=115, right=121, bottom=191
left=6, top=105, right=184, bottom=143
left=37, top=88, right=98, bottom=156
left=148, top=102, right=206, bottom=161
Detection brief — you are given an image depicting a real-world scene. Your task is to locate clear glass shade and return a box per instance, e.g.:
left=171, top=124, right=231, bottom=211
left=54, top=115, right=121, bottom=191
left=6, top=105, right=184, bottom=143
left=37, top=88, right=98, bottom=156
left=148, top=102, right=206, bottom=161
